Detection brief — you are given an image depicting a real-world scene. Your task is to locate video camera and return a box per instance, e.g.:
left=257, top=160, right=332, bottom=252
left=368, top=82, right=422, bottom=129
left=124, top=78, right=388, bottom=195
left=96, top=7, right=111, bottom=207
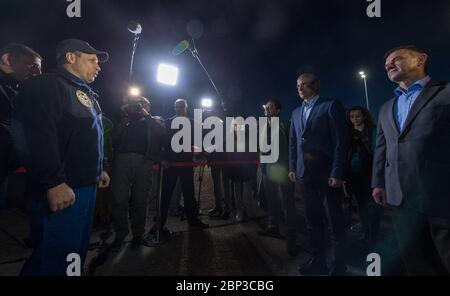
left=121, top=96, right=150, bottom=118
left=124, top=101, right=144, bottom=115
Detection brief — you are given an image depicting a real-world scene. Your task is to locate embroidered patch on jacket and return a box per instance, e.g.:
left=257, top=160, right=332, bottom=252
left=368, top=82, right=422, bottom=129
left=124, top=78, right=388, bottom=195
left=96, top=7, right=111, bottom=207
left=76, top=90, right=92, bottom=108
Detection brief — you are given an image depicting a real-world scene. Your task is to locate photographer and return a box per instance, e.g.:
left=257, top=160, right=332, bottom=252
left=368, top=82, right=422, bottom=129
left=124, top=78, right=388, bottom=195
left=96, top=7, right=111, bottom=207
left=111, top=95, right=165, bottom=248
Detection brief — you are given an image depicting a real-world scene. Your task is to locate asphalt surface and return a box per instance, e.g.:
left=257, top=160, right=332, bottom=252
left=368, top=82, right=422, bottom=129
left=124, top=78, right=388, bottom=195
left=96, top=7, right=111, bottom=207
left=0, top=167, right=404, bottom=276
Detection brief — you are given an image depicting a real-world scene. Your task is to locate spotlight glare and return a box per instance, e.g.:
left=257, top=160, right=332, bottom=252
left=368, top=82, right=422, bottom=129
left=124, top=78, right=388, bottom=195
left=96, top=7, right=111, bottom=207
left=201, top=98, right=213, bottom=108
left=129, top=86, right=141, bottom=96
left=359, top=71, right=365, bottom=75
left=157, top=63, right=179, bottom=86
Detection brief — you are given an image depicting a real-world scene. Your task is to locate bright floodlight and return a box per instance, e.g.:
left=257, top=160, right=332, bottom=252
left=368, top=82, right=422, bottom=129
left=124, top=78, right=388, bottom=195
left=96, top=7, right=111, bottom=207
left=157, top=63, right=178, bottom=86
left=359, top=71, right=365, bottom=76
left=201, top=98, right=213, bottom=108
left=129, top=86, right=141, bottom=96
left=361, top=74, right=367, bottom=78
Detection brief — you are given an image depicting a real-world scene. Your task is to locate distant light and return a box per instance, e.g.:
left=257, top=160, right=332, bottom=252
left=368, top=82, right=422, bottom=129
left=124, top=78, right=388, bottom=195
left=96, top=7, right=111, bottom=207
left=129, top=86, right=141, bottom=96
left=361, top=74, right=367, bottom=78
left=157, top=63, right=178, bottom=86
left=359, top=71, right=365, bottom=75
left=201, top=98, right=213, bottom=108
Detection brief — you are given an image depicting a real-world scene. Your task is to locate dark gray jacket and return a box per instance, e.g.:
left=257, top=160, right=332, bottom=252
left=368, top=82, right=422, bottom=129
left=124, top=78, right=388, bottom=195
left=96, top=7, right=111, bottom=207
left=372, top=80, right=450, bottom=218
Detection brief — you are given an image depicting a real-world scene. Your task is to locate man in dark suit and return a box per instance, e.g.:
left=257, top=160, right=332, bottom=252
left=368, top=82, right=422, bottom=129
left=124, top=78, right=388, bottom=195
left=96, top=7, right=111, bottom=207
left=147, top=98, right=208, bottom=241
left=372, top=45, right=450, bottom=275
left=289, top=73, right=349, bottom=275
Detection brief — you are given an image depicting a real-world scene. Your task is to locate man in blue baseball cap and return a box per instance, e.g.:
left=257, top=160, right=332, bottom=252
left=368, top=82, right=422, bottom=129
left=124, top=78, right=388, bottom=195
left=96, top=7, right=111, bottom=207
left=11, top=39, right=110, bottom=275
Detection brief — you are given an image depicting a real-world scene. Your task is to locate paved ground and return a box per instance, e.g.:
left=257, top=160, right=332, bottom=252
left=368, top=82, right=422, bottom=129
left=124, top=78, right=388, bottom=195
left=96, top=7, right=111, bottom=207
left=0, top=167, right=405, bottom=276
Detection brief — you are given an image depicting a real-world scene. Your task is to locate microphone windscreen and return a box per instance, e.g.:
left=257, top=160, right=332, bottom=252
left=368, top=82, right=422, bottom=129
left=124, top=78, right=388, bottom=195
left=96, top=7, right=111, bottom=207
left=128, top=21, right=142, bottom=34
left=172, top=40, right=190, bottom=55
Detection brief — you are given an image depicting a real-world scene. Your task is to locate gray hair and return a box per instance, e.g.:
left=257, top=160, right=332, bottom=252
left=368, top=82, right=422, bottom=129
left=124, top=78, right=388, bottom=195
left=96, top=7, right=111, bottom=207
left=297, top=73, right=320, bottom=92
left=174, top=98, right=188, bottom=107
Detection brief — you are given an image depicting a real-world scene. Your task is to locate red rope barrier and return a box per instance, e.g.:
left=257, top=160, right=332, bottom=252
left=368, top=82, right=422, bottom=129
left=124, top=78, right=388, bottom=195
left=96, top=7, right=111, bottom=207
left=152, top=159, right=260, bottom=171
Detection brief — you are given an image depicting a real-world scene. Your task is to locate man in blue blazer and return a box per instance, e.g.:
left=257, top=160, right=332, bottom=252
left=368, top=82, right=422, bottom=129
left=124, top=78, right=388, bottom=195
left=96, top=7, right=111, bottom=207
left=289, top=73, right=350, bottom=275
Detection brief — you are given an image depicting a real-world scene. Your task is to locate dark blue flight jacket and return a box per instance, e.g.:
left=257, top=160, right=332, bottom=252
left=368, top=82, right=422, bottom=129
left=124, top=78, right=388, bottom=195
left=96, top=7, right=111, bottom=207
left=11, top=68, right=104, bottom=191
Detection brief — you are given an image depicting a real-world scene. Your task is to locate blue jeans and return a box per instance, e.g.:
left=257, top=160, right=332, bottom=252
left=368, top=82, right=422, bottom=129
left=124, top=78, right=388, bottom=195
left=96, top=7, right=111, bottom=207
left=21, top=185, right=97, bottom=276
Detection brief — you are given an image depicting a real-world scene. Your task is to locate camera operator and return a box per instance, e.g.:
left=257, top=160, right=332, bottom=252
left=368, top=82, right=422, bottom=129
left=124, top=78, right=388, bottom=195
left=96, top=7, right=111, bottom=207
left=111, top=95, right=165, bottom=248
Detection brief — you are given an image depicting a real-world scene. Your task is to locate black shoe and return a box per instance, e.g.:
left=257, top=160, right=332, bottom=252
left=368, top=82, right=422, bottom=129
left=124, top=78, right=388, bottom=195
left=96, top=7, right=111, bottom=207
left=110, top=238, right=124, bottom=250
left=131, top=236, right=143, bottom=247
left=235, top=209, right=248, bottom=222
left=298, top=258, right=328, bottom=275
left=286, top=231, right=300, bottom=256
left=257, top=227, right=284, bottom=239
left=287, top=244, right=301, bottom=257
left=149, top=225, right=171, bottom=235
left=143, top=230, right=172, bottom=245
left=208, top=207, right=223, bottom=217
left=189, top=220, right=209, bottom=229
left=221, top=210, right=230, bottom=220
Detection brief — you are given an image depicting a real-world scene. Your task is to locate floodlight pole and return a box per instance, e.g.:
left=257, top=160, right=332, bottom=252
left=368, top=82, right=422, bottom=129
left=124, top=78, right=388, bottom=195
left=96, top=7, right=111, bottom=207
left=362, top=76, right=370, bottom=111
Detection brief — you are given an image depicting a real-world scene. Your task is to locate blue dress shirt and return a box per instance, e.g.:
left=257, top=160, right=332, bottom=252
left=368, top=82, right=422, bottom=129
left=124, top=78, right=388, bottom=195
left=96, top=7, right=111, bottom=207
left=394, top=76, right=430, bottom=131
left=302, top=95, right=320, bottom=127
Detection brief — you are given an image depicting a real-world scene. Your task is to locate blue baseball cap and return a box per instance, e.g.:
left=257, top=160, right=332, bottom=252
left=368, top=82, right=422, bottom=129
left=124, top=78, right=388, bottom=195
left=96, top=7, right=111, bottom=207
left=56, top=38, right=109, bottom=63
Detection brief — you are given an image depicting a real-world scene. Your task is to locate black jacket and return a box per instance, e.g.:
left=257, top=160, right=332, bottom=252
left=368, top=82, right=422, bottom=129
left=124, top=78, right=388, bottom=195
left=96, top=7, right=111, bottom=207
left=0, top=69, right=20, bottom=180
left=0, top=69, right=19, bottom=126
left=11, top=68, right=104, bottom=190
left=113, top=114, right=166, bottom=162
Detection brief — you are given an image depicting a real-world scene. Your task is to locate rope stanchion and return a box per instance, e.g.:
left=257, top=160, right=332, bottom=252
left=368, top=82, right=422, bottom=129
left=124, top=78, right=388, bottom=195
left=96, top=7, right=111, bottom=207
left=142, top=158, right=259, bottom=247
left=143, top=163, right=170, bottom=246
left=197, top=165, right=205, bottom=215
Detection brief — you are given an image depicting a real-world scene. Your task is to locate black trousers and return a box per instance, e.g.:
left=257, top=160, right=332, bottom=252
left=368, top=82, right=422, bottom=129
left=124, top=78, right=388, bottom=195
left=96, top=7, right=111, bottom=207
left=210, top=165, right=223, bottom=210
left=262, top=173, right=296, bottom=233
left=299, top=178, right=346, bottom=271
left=349, top=172, right=383, bottom=241
left=158, top=166, right=199, bottom=229
left=391, top=207, right=450, bottom=275
left=112, top=153, right=153, bottom=240
left=0, top=125, right=12, bottom=185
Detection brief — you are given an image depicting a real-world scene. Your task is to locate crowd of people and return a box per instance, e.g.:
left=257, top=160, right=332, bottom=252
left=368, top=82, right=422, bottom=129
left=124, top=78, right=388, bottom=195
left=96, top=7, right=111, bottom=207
left=1, top=40, right=449, bottom=276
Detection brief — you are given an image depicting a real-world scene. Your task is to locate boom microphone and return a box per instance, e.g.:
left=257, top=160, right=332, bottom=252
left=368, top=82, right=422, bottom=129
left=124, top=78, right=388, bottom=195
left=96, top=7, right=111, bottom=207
left=172, top=40, right=190, bottom=56
left=128, top=21, right=142, bottom=34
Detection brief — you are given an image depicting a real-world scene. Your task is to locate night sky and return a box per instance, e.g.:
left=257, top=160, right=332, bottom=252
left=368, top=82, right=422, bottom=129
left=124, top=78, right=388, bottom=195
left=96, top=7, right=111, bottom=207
left=1, top=0, right=449, bottom=121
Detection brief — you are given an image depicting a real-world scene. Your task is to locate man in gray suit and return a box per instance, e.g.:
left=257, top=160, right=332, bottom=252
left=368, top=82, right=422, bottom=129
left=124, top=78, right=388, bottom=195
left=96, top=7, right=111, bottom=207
left=372, top=45, right=450, bottom=275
